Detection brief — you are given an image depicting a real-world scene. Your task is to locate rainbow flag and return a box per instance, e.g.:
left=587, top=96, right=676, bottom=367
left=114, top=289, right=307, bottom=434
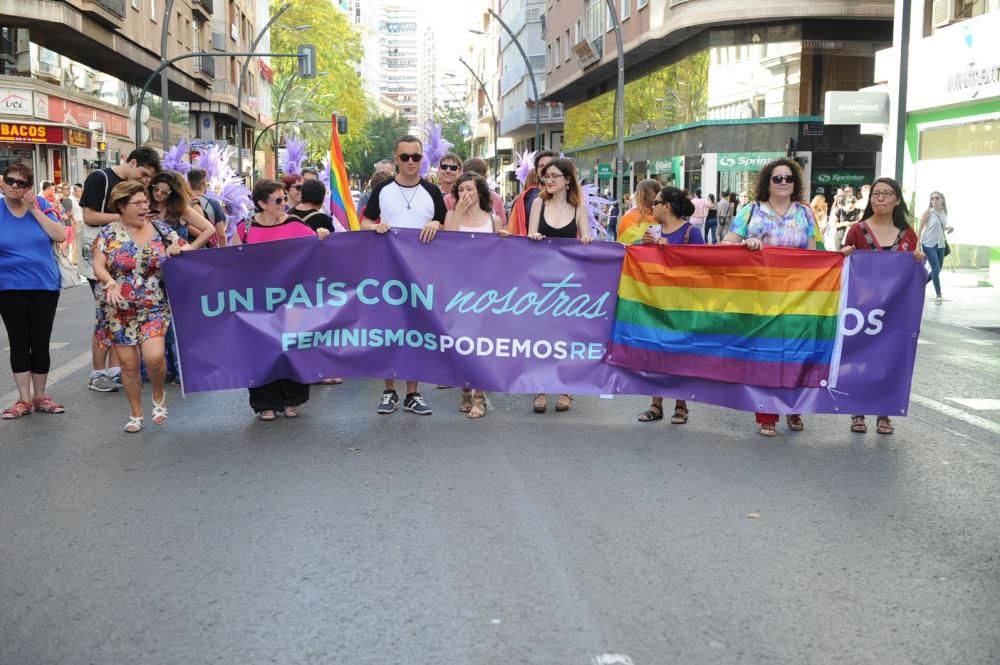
left=329, top=113, right=360, bottom=231
left=605, top=245, right=846, bottom=389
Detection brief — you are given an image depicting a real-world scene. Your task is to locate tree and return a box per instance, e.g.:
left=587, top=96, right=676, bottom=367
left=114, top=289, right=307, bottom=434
left=437, top=106, right=470, bottom=161
left=269, top=0, right=370, bottom=172
left=347, top=112, right=410, bottom=182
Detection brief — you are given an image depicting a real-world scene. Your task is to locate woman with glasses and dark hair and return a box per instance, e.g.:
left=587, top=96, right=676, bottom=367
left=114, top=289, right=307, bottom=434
left=233, top=179, right=330, bottom=421
left=527, top=157, right=592, bottom=414
left=147, top=170, right=215, bottom=249
left=839, top=176, right=923, bottom=436
left=91, top=181, right=188, bottom=433
left=636, top=187, right=703, bottom=426
left=721, top=158, right=817, bottom=437
left=0, top=164, right=68, bottom=419
left=919, top=191, right=953, bottom=305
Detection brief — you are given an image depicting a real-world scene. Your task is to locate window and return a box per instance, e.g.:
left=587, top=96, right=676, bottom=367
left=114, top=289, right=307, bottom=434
left=638, top=0, right=648, bottom=7
left=547, top=44, right=553, bottom=70
left=555, top=37, right=561, bottom=66
left=192, top=19, right=201, bottom=51
left=622, top=0, right=631, bottom=20
left=575, top=18, right=582, bottom=43
left=565, top=29, right=571, bottom=60
left=150, top=0, right=157, bottom=20
left=585, top=0, right=603, bottom=39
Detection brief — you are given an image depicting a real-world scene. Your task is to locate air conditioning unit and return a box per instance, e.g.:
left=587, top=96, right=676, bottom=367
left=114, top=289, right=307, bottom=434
left=932, top=0, right=956, bottom=28
left=572, top=39, right=601, bottom=69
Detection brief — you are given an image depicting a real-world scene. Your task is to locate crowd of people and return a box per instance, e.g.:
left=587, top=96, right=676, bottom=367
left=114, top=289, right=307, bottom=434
left=0, top=136, right=947, bottom=437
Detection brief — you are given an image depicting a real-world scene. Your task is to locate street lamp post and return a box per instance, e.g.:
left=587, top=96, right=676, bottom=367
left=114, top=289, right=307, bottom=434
left=605, top=0, right=625, bottom=211
left=159, top=0, right=176, bottom=148
left=485, top=9, right=542, bottom=151
left=457, top=58, right=499, bottom=179
left=236, top=4, right=293, bottom=179
left=252, top=119, right=330, bottom=177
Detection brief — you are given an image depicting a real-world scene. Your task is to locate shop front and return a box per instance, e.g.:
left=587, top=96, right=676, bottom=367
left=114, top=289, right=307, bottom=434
left=0, top=121, right=92, bottom=185
left=715, top=151, right=784, bottom=197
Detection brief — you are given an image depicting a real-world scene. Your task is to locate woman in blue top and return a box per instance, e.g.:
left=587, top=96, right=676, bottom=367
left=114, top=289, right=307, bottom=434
left=0, top=163, right=68, bottom=419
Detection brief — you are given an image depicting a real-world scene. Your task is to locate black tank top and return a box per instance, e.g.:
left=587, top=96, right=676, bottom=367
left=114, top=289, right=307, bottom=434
left=538, top=200, right=578, bottom=238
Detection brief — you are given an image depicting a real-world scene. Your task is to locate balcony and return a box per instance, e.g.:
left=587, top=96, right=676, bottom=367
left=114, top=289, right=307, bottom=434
left=191, top=0, right=213, bottom=20
left=81, top=0, right=126, bottom=27
left=500, top=55, right=547, bottom=95
left=193, top=55, right=216, bottom=80
left=499, top=102, right=564, bottom=135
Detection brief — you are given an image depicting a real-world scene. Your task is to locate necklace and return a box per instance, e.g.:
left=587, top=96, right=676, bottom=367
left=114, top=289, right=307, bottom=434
left=397, top=182, right=419, bottom=210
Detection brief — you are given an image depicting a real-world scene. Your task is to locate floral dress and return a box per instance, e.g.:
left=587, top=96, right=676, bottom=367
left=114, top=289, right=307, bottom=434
left=730, top=201, right=816, bottom=249
left=95, top=221, right=182, bottom=348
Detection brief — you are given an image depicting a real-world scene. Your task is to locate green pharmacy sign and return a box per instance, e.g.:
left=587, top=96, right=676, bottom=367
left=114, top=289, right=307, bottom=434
left=716, top=152, right=784, bottom=172
left=813, top=170, right=872, bottom=186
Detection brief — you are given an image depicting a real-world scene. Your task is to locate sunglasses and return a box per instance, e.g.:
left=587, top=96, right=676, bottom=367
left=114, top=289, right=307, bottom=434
left=152, top=186, right=172, bottom=195
left=269, top=196, right=286, bottom=205
left=3, top=176, right=30, bottom=189
left=439, top=164, right=460, bottom=172
left=652, top=199, right=665, bottom=207
left=770, top=175, right=795, bottom=184
left=397, top=153, right=422, bottom=162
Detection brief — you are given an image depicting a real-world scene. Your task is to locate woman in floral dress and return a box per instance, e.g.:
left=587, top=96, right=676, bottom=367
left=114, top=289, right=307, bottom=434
left=92, top=181, right=189, bottom=433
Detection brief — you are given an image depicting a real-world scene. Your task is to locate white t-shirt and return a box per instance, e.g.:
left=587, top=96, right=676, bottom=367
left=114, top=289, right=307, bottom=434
left=365, top=178, right=446, bottom=230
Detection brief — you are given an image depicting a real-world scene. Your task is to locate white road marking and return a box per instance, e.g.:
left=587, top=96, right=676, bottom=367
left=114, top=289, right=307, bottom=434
left=911, top=394, right=1000, bottom=436
left=0, top=351, right=92, bottom=405
left=947, top=398, right=1000, bottom=411
left=964, top=339, right=1000, bottom=346
left=593, top=656, right=635, bottom=665
left=2, top=342, right=68, bottom=351
left=917, top=339, right=935, bottom=345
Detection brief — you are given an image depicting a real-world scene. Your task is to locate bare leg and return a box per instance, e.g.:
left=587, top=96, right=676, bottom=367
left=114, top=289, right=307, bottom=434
left=114, top=346, right=143, bottom=418
left=141, top=337, right=167, bottom=405
left=12, top=371, right=31, bottom=403
left=30, top=372, right=49, bottom=399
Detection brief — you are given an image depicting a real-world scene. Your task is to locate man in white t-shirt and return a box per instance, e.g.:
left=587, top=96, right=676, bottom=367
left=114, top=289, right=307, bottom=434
left=362, top=135, right=447, bottom=416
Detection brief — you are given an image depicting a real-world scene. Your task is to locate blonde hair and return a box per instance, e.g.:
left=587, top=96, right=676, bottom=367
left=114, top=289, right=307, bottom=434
left=634, top=179, right=661, bottom=214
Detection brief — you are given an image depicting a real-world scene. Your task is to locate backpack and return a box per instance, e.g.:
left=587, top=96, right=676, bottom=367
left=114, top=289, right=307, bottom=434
left=193, top=194, right=224, bottom=247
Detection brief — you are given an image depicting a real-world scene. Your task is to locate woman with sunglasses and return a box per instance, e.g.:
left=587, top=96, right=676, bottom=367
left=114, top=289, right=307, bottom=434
left=0, top=164, right=68, bottom=419
left=721, top=158, right=817, bottom=437
left=282, top=174, right=305, bottom=214
left=636, top=187, right=703, bottom=426
left=147, top=170, right=215, bottom=249
left=232, top=179, right=330, bottom=421
left=91, top=181, right=188, bottom=433
left=527, top=158, right=593, bottom=414
left=919, top=191, right=953, bottom=305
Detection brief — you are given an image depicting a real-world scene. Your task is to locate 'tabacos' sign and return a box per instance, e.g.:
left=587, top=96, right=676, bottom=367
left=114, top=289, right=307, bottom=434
left=716, top=152, right=784, bottom=172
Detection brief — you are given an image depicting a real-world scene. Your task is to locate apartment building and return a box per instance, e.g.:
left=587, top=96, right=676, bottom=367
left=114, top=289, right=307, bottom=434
left=379, top=0, right=435, bottom=134
left=542, top=0, right=893, bottom=200
left=0, top=0, right=268, bottom=182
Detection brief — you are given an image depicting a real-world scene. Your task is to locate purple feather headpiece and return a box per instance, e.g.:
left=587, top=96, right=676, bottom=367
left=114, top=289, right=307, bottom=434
left=582, top=182, right=613, bottom=239
left=420, top=120, right=454, bottom=178
left=515, top=149, right=536, bottom=185
left=190, top=143, right=253, bottom=240
left=280, top=137, right=307, bottom=176
left=162, top=138, right=192, bottom=174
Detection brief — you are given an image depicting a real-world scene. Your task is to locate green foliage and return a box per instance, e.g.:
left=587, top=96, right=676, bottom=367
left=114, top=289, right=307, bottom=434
left=269, top=0, right=370, bottom=168
left=564, top=50, right=709, bottom=149
left=347, top=112, right=410, bottom=181
left=437, top=106, right=470, bottom=161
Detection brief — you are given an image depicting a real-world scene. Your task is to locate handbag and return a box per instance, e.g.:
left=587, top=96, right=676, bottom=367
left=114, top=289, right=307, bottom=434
left=944, top=239, right=951, bottom=257
left=51, top=244, right=80, bottom=289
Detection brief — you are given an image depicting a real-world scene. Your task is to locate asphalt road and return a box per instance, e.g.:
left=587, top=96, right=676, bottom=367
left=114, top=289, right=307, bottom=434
left=1, top=285, right=998, bottom=665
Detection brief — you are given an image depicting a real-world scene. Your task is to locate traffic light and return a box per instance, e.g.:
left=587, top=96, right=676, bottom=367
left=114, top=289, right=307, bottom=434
left=337, top=115, right=348, bottom=135
left=298, top=44, right=317, bottom=79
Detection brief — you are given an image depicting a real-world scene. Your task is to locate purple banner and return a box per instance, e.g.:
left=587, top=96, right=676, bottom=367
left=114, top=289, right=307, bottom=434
left=163, top=230, right=924, bottom=415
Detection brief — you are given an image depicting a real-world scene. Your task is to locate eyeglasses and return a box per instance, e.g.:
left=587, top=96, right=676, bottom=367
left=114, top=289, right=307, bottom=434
left=770, top=175, right=795, bottom=184
left=126, top=200, right=149, bottom=207
left=439, top=163, right=460, bottom=172
left=289, top=184, right=303, bottom=190
left=542, top=173, right=565, bottom=181
left=652, top=200, right=665, bottom=207
left=870, top=190, right=896, bottom=199
left=269, top=196, right=286, bottom=205
left=3, top=176, right=30, bottom=189
left=397, top=153, right=422, bottom=162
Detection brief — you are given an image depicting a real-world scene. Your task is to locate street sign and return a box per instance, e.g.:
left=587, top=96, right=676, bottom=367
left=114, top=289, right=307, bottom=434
left=824, top=91, right=890, bottom=125
left=716, top=152, right=784, bottom=172
left=812, top=170, right=872, bottom=186
left=597, top=163, right=613, bottom=178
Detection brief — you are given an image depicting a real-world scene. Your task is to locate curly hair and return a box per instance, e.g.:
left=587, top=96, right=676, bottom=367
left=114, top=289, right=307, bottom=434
left=753, top=158, right=806, bottom=204
left=148, top=169, right=192, bottom=222
left=451, top=173, right=492, bottom=213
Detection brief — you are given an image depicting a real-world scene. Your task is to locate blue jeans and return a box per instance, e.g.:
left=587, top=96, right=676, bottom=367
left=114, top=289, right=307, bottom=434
left=705, top=219, right=718, bottom=244
left=923, top=244, right=945, bottom=297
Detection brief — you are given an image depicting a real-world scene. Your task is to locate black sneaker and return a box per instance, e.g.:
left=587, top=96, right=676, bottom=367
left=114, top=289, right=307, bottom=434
left=377, top=390, right=399, bottom=414
left=403, top=393, right=432, bottom=415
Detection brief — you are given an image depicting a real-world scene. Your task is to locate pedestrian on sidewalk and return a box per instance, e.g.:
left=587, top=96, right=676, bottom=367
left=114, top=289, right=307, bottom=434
left=840, top=177, right=924, bottom=435
left=0, top=164, right=68, bottom=419
left=920, top=191, right=953, bottom=305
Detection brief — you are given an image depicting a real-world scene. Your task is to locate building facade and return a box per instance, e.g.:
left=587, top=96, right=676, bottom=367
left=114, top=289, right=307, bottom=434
left=542, top=0, right=893, bottom=201
left=378, top=0, right=435, bottom=134
left=0, top=0, right=268, bottom=183
left=891, top=0, right=1000, bottom=274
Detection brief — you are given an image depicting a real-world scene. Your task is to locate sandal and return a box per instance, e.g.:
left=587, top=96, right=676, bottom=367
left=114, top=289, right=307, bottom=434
left=555, top=394, right=572, bottom=412
left=283, top=406, right=299, bottom=418
left=637, top=403, right=663, bottom=422
left=851, top=416, right=867, bottom=433
left=459, top=389, right=474, bottom=413
left=533, top=394, right=547, bottom=413
left=124, top=415, right=143, bottom=433
left=468, top=391, right=487, bottom=419
left=758, top=422, right=777, bottom=437
left=876, top=417, right=894, bottom=435
left=786, top=415, right=804, bottom=432
left=670, top=405, right=689, bottom=425
left=258, top=410, right=277, bottom=421
left=151, top=397, right=167, bottom=425
left=32, top=395, right=65, bottom=414
left=2, top=400, right=33, bottom=419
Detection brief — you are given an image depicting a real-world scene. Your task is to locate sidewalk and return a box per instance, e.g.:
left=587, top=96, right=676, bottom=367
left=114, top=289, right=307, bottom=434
left=922, top=268, right=1000, bottom=330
